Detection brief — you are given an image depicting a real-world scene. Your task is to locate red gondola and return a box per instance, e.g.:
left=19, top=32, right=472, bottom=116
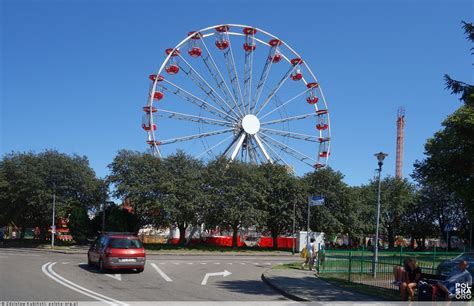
left=243, top=27, right=256, bottom=52
left=165, top=48, right=180, bottom=75
left=187, top=31, right=202, bottom=58
left=149, top=74, right=164, bottom=82
left=215, top=25, right=230, bottom=50
left=306, top=82, right=319, bottom=104
left=142, top=106, right=157, bottom=113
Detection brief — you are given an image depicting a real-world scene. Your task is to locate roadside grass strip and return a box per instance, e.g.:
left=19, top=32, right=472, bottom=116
left=41, top=262, right=127, bottom=306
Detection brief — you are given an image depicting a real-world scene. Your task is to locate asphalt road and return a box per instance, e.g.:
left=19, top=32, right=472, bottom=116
left=0, top=248, right=298, bottom=303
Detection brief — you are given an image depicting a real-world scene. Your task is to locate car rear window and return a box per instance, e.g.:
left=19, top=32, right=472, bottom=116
left=108, top=238, right=143, bottom=249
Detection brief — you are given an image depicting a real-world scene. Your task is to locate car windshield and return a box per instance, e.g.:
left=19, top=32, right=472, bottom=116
left=108, top=238, right=143, bottom=249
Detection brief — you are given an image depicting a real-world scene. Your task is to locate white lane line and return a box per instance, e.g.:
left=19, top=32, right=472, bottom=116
left=265, top=262, right=272, bottom=265
left=172, top=263, right=180, bottom=265
left=62, top=262, right=69, bottom=265
left=78, top=262, right=86, bottom=265
left=253, top=263, right=260, bottom=265
left=41, top=262, right=127, bottom=306
left=186, top=262, right=194, bottom=265
left=150, top=263, right=173, bottom=282
left=240, top=263, right=246, bottom=265
left=105, top=274, right=122, bottom=281
left=227, top=263, right=233, bottom=265
left=200, top=263, right=207, bottom=265
left=214, top=262, right=221, bottom=265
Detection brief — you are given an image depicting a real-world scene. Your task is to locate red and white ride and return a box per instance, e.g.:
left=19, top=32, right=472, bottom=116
left=142, top=24, right=331, bottom=170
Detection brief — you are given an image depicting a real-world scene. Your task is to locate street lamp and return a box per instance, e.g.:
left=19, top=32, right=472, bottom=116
left=372, top=152, right=387, bottom=278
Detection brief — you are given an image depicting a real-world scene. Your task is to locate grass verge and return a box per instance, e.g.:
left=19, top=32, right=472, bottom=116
left=319, top=276, right=401, bottom=301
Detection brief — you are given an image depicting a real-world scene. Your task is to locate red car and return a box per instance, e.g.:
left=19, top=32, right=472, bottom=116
left=88, top=233, right=146, bottom=273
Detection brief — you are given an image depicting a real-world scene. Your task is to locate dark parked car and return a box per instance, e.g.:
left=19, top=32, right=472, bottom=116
left=436, top=252, right=474, bottom=276
left=88, top=233, right=146, bottom=273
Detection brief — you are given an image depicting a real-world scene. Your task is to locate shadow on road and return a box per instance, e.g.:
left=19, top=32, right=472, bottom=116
left=78, top=263, right=139, bottom=275
left=216, top=279, right=287, bottom=299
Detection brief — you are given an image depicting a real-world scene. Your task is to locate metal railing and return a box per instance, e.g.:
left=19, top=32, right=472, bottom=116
left=317, top=247, right=462, bottom=290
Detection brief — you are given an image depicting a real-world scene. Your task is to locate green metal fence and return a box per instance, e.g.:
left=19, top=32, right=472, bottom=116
left=317, top=247, right=462, bottom=290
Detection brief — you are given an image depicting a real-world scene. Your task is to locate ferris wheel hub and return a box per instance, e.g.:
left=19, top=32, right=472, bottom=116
left=241, top=114, right=260, bottom=135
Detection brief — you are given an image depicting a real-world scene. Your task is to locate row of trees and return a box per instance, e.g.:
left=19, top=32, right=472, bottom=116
left=1, top=147, right=469, bottom=249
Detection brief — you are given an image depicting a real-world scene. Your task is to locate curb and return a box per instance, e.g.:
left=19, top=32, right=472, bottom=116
left=261, top=270, right=309, bottom=302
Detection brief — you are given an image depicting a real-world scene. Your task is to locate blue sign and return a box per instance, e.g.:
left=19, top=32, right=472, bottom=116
left=308, top=195, right=325, bottom=206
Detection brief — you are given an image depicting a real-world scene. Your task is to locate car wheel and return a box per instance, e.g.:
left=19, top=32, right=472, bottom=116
left=136, top=268, right=144, bottom=273
left=99, top=259, right=106, bottom=273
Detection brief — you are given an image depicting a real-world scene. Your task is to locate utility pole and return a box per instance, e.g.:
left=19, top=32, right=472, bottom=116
left=306, top=196, right=310, bottom=249
left=51, top=188, right=56, bottom=249
left=292, top=197, right=296, bottom=255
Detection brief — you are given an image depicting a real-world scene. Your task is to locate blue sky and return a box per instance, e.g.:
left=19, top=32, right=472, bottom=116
left=1, top=0, right=472, bottom=186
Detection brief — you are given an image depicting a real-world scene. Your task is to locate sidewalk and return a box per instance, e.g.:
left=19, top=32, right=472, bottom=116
left=262, top=268, right=383, bottom=302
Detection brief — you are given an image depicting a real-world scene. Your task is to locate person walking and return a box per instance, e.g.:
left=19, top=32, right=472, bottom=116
left=301, top=237, right=317, bottom=271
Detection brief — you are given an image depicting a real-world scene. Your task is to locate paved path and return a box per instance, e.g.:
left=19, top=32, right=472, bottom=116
left=262, top=269, right=383, bottom=301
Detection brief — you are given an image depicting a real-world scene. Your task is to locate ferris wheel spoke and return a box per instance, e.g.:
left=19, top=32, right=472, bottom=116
left=260, top=112, right=317, bottom=126
left=230, top=133, right=246, bottom=161
left=177, top=55, right=241, bottom=119
left=155, top=109, right=234, bottom=127
left=196, top=134, right=235, bottom=159
left=259, top=87, right=311, bottom=120
left=243, top=32, right=255, bottom=114
left=223, top=32, right=245, bottom=113
left=251, top=48, right=277, bottom=113
left=257, top=135, right=290, bottom=167
left=159, top=128, right=234, bottom=145
left=198, top=38, right=245, bottom=117
left=260, top=128, right=320, bottom=142
left=259, top=132, right=316, bottom=167
left=254, top=64, right=299, bottom=116
left=158, top=80, right=238, bottom=122
left=253, top=134, right=272, bottom=162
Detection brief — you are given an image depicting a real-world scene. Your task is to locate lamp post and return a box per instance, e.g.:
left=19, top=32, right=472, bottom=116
left=51, top=185, right=56, bottom=249
left=372, top=152, right=387, bottom=278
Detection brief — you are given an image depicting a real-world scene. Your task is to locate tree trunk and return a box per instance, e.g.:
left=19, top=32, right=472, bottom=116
left=20, top=225, right=25, bottom=240
left=232, top=226, right=239, bottom=249
left=271, top=231, right=279, bottom=250
left=388, top=228, right=395, bottom=249
left=178, top=225, right=187, bottom=246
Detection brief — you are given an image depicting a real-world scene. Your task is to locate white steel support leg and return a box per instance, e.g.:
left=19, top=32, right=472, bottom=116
left=230, top=133, right=246, bottom=161
left=254, top=134, right=272, bottom=162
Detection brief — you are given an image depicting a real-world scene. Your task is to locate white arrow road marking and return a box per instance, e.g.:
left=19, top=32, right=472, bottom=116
left=150, top=263, right=173, bottom=282
left=41, top=262, right=127, bottom=306
left=201, top=270, right=232, bottom=285
left=105, top=274, right=122, bottom=281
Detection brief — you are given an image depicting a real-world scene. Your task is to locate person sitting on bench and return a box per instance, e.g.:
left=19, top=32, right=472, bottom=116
left=400, top=258, right=422, bottom=301
left=436, top=260, right=472, bottom=301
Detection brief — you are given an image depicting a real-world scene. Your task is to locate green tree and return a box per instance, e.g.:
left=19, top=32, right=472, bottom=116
left=107, top=150, right=165, bottom=230
left=360, top=177, right=416, bottom=248
left=444, top=21, right=473, bottom=107
left=303, top=168, right=365, bottom=243
left=204, top=159, right=265, bottom=248
left=160, top=151, right=206, bottom=245
left=0, top=150, right=101, bottom=239
left=258, top=163, right=306, bottom=249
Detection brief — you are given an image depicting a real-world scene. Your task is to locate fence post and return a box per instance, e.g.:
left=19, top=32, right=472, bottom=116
left=361, top=245, right=364, bottom=275
left=432, top=246, right=437, bottom=273
left=348, top=251, right=352, bottom=282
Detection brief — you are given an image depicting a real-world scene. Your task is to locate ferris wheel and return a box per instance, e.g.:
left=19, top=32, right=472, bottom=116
left=142, top=24, right=331, bottom=170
